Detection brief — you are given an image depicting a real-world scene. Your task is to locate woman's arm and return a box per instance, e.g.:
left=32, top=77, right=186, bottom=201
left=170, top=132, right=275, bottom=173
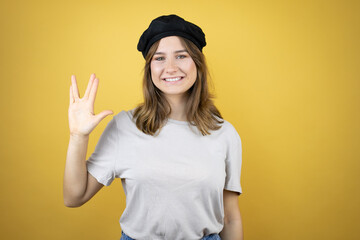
left=219, top=189, right=244, bottom=240
left=63, top=134, right=104, bottom=207
left=63, top=74, right=113, bottom=207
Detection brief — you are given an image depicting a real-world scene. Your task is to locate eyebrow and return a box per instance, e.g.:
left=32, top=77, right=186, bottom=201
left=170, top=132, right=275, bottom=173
left=154, top=50, right=188, bottom=55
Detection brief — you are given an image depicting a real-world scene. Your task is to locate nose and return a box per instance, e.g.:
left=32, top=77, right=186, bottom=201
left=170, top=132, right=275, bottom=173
left=165, top=58, right=178, bottom=73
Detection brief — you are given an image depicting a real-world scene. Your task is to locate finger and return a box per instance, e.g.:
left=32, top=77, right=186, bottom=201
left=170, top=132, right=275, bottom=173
left=70, top=85, right=74, bottom=104
left=71, top=75, right=80, bottom=100
left=89, top=77, right=99, bottom=105
left=84, top=73, right=96, bottom=99
left=94, top=110, right=114, bottom=124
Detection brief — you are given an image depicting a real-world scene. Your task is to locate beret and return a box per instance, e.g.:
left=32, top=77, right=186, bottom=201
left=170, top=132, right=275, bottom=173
left=137, top=14, right=206, bottom=58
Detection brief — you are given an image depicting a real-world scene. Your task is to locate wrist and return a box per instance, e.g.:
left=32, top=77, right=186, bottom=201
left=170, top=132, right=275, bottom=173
left=69, top=133, right=89, bottom=142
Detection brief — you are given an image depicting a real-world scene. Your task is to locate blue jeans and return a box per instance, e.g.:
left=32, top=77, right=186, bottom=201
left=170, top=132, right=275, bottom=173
left=120, top=230, right=221, bottom=240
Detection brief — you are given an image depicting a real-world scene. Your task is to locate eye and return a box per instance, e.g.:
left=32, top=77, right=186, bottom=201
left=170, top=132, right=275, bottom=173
left=177, top=55, right=186, bottom=59
left=154, top=56, right=165, bottom=61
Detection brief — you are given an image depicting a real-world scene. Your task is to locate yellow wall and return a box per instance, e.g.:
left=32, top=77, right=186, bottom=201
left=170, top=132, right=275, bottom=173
left=0, top=0, right=359, bottom=239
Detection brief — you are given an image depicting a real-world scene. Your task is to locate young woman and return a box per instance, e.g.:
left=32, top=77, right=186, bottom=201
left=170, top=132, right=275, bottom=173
left=64, top=14, right=244, bottom=240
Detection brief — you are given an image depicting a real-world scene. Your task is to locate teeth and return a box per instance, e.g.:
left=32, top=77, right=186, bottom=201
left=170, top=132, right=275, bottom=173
left=164, top=77, right=181, bottom=82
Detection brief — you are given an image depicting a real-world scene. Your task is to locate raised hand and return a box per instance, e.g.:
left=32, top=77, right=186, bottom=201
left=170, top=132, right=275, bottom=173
left=68, top=73, right=113, bottom=137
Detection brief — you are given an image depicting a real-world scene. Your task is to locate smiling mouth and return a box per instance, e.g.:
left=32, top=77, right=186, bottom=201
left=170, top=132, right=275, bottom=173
left=162, top=77, right=184, bottom=82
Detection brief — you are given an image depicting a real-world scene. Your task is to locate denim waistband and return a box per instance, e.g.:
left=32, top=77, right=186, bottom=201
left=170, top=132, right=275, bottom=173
left=120, top=230, right=221, bottom=240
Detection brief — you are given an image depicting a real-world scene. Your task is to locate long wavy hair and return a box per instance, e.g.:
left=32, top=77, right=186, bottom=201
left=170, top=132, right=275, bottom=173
left=133, top=36, right=224, bottom=136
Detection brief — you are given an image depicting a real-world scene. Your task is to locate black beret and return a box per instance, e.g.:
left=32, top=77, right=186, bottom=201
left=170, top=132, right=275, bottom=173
left=137, top=14, right=206, bottom=59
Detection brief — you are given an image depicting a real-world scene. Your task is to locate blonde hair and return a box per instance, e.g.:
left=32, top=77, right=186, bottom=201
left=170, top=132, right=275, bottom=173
left=133, top=36, right=224, bottom=136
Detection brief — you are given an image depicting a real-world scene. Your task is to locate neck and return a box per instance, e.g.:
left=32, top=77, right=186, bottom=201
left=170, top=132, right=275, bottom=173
left=166, top=94, right=188, bottom=121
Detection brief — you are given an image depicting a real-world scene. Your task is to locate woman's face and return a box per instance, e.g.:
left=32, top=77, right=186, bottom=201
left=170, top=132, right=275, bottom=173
left=150, top=36, right=197, bottom=101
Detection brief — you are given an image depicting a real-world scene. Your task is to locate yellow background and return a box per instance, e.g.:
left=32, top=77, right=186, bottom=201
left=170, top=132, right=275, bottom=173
left=0, top=0, right=359, bottom=239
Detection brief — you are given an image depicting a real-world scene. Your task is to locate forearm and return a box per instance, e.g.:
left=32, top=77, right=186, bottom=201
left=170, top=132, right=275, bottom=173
left=219, top=218, right=244, bottom=240
left=63, top=134, right=89, bottom=205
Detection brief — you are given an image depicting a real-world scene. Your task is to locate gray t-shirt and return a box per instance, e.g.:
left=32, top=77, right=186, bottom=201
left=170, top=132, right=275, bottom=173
left=86, top=108, right=243, bottom=240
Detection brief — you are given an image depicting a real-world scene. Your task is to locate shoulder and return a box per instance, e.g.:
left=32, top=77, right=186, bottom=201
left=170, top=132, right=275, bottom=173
left=113, top=108, right=135, bottom=121
left=112, top=107, right=137, bottom=130
left=219, top=118, right=242, bottom=142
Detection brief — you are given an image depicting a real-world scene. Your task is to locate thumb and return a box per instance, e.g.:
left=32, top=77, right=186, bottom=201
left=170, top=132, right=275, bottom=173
left=94, top=110, right=114, bottom=124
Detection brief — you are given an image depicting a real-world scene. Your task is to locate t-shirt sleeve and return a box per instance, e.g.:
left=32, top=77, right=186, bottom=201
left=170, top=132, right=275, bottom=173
left=86, top=116, right=118, bottom=186
left=224, top=122, right=243, bottom=195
